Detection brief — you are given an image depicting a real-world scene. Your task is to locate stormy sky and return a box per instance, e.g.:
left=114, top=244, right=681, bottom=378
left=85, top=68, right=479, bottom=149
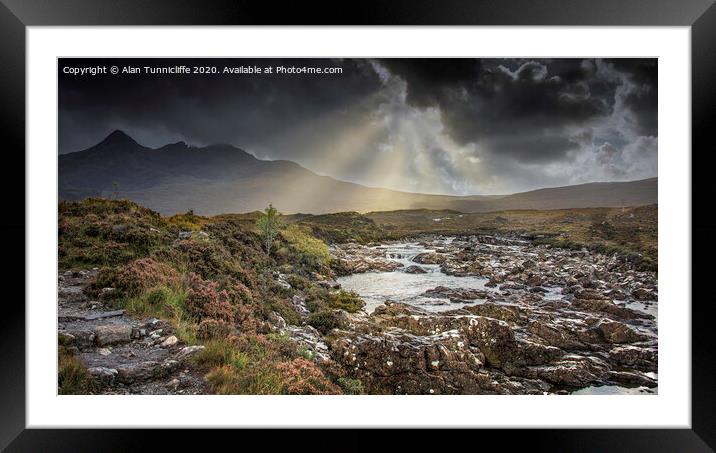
left=59, top=57, right=657, bottom=195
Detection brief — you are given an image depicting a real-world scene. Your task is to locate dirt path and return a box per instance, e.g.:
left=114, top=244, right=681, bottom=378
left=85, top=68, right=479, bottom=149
left=58, top=270, right=208, bottom=394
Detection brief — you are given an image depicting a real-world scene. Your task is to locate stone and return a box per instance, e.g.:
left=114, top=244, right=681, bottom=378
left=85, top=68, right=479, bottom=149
left=161, top=335, right=179, bottom=348
left=88, top=367, right=118, bottom=386
left=176, top=345, right=205, bottom=360
left=116, top=361, right=162, bottom=384
left=58, top=331, right=75, bottom=346
left=597, top=321, right=645, bottom=344
left=609, top=345, right=657, bottom=370
left=94, top=325, right=132, bottom=346
left=463, top=316, right=518, bottom=368
left=404, top=265, right=427, bottom=274
left=97, top=347, right=112, bottom=356
left=525, top=355, right=610, bottom=387
left=412, top=253, right=446, bottom=265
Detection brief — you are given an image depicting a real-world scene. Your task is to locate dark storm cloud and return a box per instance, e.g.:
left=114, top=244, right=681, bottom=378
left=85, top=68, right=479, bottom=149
left=379, top=58, right=634, bottom=163
left=59, top=58, right=382, bottom=153
left=59, top=57, right=657, bottom=195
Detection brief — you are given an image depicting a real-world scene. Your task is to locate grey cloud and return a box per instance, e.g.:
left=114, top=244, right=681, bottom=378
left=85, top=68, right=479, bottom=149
left=59, top=57, right=657, bottom=195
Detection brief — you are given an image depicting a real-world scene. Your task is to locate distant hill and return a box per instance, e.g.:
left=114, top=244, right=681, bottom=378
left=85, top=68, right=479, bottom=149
left=59, top=130, right=657, bottom=215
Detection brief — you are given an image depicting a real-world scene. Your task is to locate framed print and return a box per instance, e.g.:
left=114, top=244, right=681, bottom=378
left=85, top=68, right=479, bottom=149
left=2, top=0, right=715, bottom=450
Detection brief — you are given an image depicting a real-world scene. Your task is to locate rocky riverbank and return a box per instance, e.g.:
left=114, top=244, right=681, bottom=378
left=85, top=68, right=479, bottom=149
left=328, top=235, right=657, bottom=394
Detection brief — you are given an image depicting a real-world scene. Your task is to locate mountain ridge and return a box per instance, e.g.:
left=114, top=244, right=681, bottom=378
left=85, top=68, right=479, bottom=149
left=59, top=131, right=658, bottom=215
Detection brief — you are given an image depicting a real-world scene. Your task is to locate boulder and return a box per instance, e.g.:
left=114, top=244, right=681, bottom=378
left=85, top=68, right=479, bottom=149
left=404, top=265, right=427, bottom=274
left=463, top=316, right=518, bottom=368
left=176, top=345, right=205, bottom=360
left=524, top=355, right=610, bottom=387
left=161, top=335, right=179, bottom=348
left=597, top=321, right=646, bottom=344
left=412, top=253, right=446, bottom=265
left=330, top=328, right=493, bottom=394
left=88, top=367, right=118, bottom=387
left=94, top=325, right=132, bottom=346
left=609, top=345, right=657, bottom=370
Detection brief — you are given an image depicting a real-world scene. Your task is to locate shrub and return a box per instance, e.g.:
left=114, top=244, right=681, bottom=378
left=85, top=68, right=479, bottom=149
left=185, top=273, right=235, bottom=323
left=192, top=337, right=238, bottom=368
left=58, top=346, right=96, bottom=395
left=276, top=358, right=341, bottom=395
left=58, top=199, right=169, bottom=269
left=281, top=225, right=331, bottom=268
left=174, top=318, right=199, bottom=346
left=161, top=239, right=252, bottom=285
left=197, top=318, right=235, bottom=340
left=307, top=309, right=342, bottom=335
left=329, top=290, right=364, bottom=313
left=206, top=363, right=283, bottom=395
left=337, top=377, right=365, bottom=395
left=91, top=258, right=182, bottom=298
left=118, top=284, right=188, bottom=319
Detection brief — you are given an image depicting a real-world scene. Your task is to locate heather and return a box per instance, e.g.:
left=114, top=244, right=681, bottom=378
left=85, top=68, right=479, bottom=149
left=59, top=198, right=347, bottom=394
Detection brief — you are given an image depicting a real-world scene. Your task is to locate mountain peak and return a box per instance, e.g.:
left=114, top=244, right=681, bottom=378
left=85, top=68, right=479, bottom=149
left=101, top=129, right=138, bottom=146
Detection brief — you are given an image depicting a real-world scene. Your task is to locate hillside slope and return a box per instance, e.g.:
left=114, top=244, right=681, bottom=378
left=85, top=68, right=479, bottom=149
left=59, top=131, right=657, bottom=215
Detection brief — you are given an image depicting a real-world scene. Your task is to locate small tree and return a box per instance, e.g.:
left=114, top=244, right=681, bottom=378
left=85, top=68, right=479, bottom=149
left=257, top=203, right=283, bottom=255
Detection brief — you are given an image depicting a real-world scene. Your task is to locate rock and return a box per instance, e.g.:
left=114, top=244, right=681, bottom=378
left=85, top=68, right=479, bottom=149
left=412, top=253, right=446, bottom=265
left=526, top=320, right=585, bottom=350
left=291, top=294, right=311, bottom=317
left=94, top=325, right=132, bottom=346
left=88, top=367, right=118, bottom=386
left=631, top=287, right=656, bottom=300
left=62, top=329, right=96, bottom=349
left=97, top=347, right=112, bottom=356
left=423, top=286, right=489, bottom=302
left=404, top=265, right=427, bottom=274
left=329, top=327, right=495, bottom=394
left=525, top=355, right=610, bottom=387
left=176, top=345, right=205, bottom=360
left=516, top=339, right=564, bottom=366
left=161, top=335, right=178, bottom=348
left=131, top=327, right=147, bottom=339
left=282, top=324, right=332, bottom=362
left=609, top=345, right=657, bottom=370
left=99, top=287, right=116, bottom=299
left=609, top=370, right=657, bottom=387
left=272, top=313, right=288, bottom=330
left=460, top=303, right=524, bottom=325
left=571, top=298, right=653, bottom=320
left=597, top=321, right=645, bottom=344
left=463, top=316, right=518, bottom=369
left=58, top=331, right=75, bottom=346
left=116, top=361, right=163, bottom=384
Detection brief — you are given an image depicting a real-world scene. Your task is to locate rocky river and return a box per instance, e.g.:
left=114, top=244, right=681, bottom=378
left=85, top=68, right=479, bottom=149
left=327, top=234, right=658, bottom=395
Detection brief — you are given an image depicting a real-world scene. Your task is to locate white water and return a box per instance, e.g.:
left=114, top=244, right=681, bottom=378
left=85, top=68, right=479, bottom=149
left=337, top=241, right=495, bottom=313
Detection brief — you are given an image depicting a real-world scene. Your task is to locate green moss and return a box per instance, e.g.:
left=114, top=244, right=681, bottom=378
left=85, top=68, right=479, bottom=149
left=281, top=224, right=331, bottom=266
left=328, top=290, right=364, bottom=313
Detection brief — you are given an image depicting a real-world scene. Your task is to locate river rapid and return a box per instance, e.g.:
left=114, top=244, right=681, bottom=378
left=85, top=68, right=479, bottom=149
left=332, top=235, right=658, bottom=395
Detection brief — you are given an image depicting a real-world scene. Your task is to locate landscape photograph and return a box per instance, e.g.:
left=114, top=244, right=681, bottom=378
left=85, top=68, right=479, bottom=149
left=57, top=57, right=658, bottom=395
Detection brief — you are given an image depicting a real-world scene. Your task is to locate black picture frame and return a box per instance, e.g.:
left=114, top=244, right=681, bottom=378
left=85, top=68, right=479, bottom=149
left=2, top=0, right=713, bottom=450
